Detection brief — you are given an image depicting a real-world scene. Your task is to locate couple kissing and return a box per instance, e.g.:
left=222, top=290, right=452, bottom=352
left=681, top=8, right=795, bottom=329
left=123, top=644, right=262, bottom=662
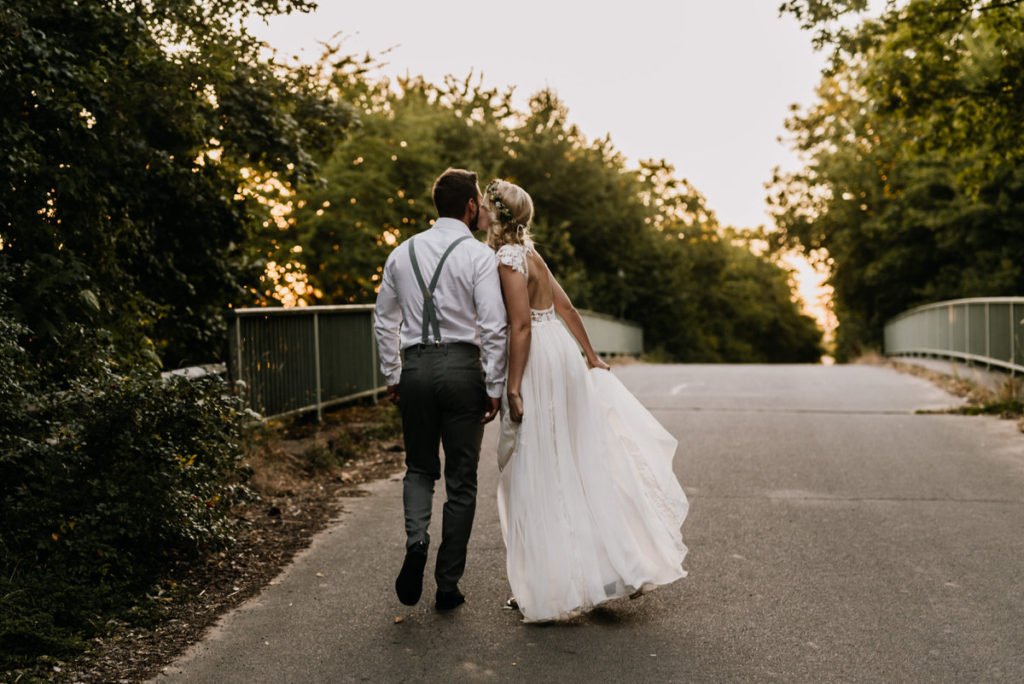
left=373, top=168, right=688, bottom=623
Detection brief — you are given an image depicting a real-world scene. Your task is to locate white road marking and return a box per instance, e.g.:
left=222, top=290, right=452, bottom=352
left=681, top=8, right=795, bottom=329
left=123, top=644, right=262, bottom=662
left=670, top=381, right=704, bottom=396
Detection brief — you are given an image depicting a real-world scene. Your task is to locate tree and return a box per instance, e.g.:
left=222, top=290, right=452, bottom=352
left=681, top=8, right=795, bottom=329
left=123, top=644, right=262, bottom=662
left=771, top=0, right=1024, bottom=359
left=281, top=59, right=822, bottom=362
left=0, top=0, right=352, bottom=369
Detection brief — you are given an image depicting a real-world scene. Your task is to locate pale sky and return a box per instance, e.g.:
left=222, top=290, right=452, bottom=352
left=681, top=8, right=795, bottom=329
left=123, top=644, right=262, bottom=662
left=246, top=1, right=844, bottom=331
left=247, top=1, right=831, bottom=229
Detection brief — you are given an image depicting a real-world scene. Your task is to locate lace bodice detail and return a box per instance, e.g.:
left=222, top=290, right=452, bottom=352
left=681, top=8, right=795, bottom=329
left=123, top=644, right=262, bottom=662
left=531, top=304, right=557, bottom=324
left=497, top=244, right=555, bottom=324
left=496, top=243, right=528, bottom=276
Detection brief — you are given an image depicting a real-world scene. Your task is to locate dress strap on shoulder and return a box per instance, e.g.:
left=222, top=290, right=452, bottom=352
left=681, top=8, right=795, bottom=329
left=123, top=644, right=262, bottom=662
left=496, top=243, right=528, bottom=277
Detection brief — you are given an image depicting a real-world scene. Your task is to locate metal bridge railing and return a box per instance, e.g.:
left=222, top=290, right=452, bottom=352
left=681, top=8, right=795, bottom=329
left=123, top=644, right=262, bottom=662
left=228, top=305, right=643, bottom=422
left=229, top=305, right=385, bottom=422
left=576, top=309, right=643, bottom=357
left=883, top=297, right=1024, bottom=375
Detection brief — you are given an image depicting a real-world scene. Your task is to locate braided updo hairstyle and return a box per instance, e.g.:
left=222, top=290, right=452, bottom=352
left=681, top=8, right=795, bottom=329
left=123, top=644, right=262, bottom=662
left=484, top=179, right=534, bottom=250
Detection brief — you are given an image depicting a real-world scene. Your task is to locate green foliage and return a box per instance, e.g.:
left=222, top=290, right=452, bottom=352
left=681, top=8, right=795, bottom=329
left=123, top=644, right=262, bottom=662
left=779, top=0, right=874, bottom=53
left=0, top=295, right=252, bottom=670
left=947, top=400, right=1024, bottom=417
left=280, top=64, right=822, bottom=362
left=772, top=0, right=1024, bottom=359
left=0, top=0, right=352, bottom=368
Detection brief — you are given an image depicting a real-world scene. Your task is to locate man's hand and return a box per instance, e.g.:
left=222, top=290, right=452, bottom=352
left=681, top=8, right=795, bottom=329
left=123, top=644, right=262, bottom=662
left=386, top=384, right=400, bottom=405
left=481, top=396, right=500, bottom=424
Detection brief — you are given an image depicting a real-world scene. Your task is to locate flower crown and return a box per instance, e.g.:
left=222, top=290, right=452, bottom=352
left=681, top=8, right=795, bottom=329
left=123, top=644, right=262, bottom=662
left=485, top=180, right=516, bottom=226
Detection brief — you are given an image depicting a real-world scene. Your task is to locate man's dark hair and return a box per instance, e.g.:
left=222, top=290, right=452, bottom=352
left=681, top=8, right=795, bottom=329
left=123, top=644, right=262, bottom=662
left=432, top=168, right=480, bottom=218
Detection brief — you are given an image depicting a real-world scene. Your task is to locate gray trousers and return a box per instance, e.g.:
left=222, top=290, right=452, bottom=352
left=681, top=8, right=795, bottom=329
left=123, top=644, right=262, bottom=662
left=399, top=342, right=486, bottom=592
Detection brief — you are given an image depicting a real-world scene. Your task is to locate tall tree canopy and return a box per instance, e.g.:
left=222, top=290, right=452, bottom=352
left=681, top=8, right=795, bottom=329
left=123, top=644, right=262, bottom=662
left=771, top=0, right=1024, bottom=359
left=275, top=66, right=824, bottom=362
left=0, top=0, right=352, bottom=369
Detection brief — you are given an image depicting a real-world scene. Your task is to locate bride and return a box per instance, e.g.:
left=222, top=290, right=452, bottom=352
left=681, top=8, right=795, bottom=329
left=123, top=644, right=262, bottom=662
left=481, top=179, right=689, bottom=623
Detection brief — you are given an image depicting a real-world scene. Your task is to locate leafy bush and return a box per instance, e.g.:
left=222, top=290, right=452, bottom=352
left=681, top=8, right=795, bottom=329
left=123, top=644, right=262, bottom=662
left=0, top=301, right=252, bottom=670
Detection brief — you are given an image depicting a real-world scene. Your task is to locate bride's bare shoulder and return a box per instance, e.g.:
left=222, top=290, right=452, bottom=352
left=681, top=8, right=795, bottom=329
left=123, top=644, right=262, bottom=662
left=525, top=245, right=550, bottom=272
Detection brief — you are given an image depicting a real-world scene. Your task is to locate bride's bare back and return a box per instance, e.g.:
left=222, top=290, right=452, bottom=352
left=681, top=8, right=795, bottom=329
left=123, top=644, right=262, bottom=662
left=524, top=248, right=554, bottom=311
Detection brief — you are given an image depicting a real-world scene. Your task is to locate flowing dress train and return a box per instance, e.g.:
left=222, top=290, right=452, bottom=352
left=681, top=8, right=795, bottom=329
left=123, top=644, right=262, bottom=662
left=496, top=298, right=689, bottom=623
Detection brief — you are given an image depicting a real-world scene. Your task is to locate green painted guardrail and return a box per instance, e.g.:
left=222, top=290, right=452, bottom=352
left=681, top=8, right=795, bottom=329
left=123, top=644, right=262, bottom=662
left=884, top=297, right=1024, bottom=375
left=228, top=305, right=642, bottom=422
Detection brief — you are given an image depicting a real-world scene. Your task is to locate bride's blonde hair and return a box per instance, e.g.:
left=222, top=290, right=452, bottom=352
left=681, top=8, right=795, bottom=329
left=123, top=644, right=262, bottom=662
left=484, top=179, right=534, bottom=249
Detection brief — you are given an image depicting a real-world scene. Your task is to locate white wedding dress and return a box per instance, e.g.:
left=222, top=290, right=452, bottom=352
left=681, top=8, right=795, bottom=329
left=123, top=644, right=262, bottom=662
left=494, top=243, right=689, bottom=623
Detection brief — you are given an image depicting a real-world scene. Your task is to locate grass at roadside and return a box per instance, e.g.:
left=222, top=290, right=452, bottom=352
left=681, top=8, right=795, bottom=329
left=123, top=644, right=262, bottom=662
left=861, top=354, right=1024, bottom=430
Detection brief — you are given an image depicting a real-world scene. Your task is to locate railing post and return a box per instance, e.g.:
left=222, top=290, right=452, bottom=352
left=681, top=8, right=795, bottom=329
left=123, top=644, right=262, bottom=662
left=946, top=303, right=952, bottom=355
left=985, top=302, right=990, bottom=370
left=234, top=312, right=243, bottom=390
left=313, top=312, right=323, bottom=423
left=1012, top=301, right=1016, bottom=380
left=965, top=303, right=970, bottom=365
left=368, top=309, right=379, bottom=402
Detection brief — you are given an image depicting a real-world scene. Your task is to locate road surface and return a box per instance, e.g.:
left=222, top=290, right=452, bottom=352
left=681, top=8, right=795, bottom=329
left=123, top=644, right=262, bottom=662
left=158, top=364, right=1024, bottom=683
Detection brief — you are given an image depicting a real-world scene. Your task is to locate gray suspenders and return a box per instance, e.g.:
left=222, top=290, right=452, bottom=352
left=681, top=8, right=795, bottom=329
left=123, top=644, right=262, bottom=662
left=408, top=235, right=473, bottom=345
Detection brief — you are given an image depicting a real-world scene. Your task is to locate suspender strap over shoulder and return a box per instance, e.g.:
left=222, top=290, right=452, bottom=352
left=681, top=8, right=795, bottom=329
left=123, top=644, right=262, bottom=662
left=408, top=235, right=473, bottom=345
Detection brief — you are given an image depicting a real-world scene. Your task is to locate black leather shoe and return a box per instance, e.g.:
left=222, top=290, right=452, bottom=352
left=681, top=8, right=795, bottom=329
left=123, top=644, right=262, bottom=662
left=435, top=588, right=466, bottom=611
left=395, top=541, right=428, bottom=606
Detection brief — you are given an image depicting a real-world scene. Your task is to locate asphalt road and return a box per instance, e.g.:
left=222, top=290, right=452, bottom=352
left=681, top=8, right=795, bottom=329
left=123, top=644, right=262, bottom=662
left=157, top=364, right=1024, bottom=683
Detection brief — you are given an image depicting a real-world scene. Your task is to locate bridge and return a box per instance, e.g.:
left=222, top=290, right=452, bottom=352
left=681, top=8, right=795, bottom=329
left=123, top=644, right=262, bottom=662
left=153, top=299, right=1024, bottom=682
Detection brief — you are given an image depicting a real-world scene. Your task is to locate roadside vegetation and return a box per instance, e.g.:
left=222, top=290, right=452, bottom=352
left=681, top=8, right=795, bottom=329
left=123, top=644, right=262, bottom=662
left=1, top=0, right=349, bottom=677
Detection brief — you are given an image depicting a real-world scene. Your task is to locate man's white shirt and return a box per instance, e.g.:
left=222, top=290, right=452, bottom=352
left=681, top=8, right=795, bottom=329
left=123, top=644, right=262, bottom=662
left=373, top=218, right=508, bottom=398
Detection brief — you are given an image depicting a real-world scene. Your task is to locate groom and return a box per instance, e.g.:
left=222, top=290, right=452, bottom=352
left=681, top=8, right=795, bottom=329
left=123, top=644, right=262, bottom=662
left=374, top=168, right=508, bottom=611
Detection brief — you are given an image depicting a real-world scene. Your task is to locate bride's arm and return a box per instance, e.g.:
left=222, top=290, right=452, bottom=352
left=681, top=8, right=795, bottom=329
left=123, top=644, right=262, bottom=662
left=544, top=258, right=611, bottom=371
left=499, top=264, right=531, bottom=422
